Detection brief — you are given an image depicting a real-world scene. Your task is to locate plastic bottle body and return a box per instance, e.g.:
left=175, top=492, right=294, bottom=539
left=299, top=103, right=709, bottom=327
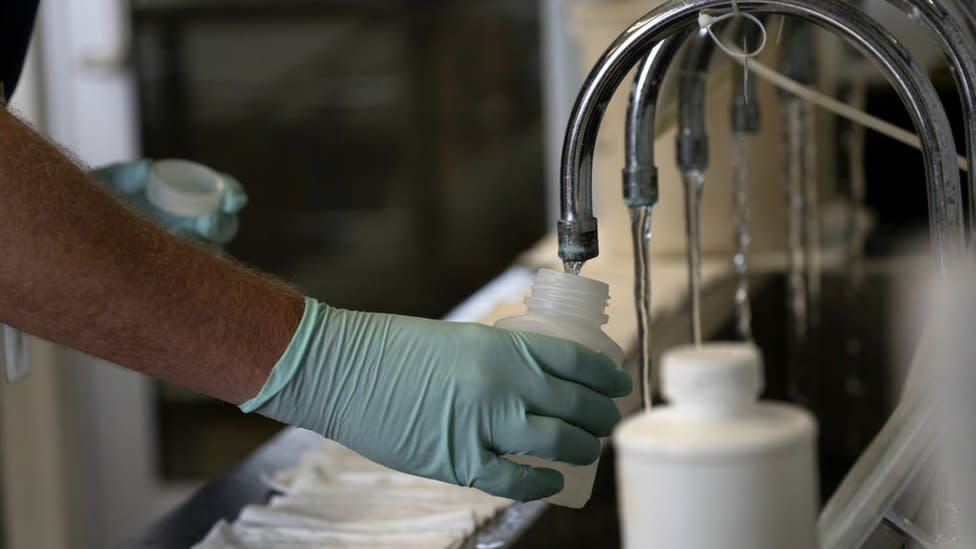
left=494, top=269, right=625, bottom=508
left=495, top=313, right=623, bottom=366
left=613, top=343, right=818, bottom=549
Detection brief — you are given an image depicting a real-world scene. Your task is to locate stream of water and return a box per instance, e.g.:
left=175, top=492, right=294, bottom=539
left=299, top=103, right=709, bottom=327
left=782, top=98, right=809, bottom=402
left=732, top=134, right=754, bottom=341
left=682, top=169, right=706, bottom=346
left=630, top=205, right=654, bottom=408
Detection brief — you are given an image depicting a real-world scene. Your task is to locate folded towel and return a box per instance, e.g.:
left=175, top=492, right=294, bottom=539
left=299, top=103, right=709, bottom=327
left=193, top=440, right=512, bottom=548
left=195, top=520, right=464, bottom=549
left=237, top=504, right=478, bottom=537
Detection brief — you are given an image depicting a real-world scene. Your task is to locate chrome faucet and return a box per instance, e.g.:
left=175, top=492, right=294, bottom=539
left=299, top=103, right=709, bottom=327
left=621, top=25, right=720, bottom=403
left=730, top=21, right=761, bottom=137
left=622, top=36, right=685, bottom=210
left=675, top=28, right=718, bottom=345
left=558, top=1, right=970, bottom=546
left=557, top=0, right=963, bottom=271
left=879, top=0, right=976, bottom=243
left=675, top=28, right=714, bottom=174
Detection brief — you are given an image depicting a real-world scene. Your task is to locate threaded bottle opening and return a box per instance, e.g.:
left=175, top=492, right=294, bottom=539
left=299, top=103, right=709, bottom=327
left=524, top=268, right=610, bottom=325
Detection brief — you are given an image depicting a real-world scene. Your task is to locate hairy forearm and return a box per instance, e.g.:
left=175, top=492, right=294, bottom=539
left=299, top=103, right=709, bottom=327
left=0, top=109, right=303, bottom=404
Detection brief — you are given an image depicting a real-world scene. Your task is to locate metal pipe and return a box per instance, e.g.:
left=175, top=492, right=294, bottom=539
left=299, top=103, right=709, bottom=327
left=557, top=0, right=963, bottom=268
left=729, top=20, right=761, bottom=343
left=676, top=28, right=715, bottom=172
left=676, top=29, right=717, bottom=345
left=951, top=0, right=976, bottom=38
left=622, top=35, right=687, bottom=208
left=889, top=0, right=976, bottom=243
left=730, top=20, right=761, bottom=135
left=622, top=34, right=688, bottom=408
left=778, top=20, right=817, bottom=87
left=778, top=21, right=819, bottom=406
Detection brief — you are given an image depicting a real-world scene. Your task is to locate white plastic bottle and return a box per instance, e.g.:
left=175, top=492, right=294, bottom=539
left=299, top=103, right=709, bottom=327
left=147, top=159, right=226, bottom=218
left=495, top=268, right=625, bottom=508
left=613, top=343, right=818, bottom=549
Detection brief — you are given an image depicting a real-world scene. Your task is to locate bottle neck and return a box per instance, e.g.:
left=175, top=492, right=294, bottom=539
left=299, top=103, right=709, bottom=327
left=524, top=269, right=610, bottom=328
left=662, top=343, right=765, bottom=421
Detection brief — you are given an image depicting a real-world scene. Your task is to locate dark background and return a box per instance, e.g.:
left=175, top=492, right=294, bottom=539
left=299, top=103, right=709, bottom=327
left=131, top=0, right=548, bottom=480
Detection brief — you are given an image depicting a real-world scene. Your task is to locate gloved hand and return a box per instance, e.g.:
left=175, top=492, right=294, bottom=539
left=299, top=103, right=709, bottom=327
left=242, top=298, right=632, bottom=501
left=91, top=159, right=247, bottom=245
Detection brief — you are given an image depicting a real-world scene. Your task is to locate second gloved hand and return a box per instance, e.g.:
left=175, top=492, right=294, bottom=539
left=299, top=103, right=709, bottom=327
left=92, top=159, right=247, bottom=245
left=242, top=298, right=632, bottom=501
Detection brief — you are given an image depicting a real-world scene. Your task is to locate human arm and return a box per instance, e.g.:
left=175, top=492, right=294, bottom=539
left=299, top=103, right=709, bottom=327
left=0, top=108, right=631, bottom=500
left=0, top=108, right=300, bottom=403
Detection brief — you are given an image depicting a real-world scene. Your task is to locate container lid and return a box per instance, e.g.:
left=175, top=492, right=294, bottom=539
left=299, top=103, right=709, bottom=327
left=614, top=343, right=815, bottom=460
left=147, top=159, right=225, bottom=218
left=663, top=342, right=763, bottom=407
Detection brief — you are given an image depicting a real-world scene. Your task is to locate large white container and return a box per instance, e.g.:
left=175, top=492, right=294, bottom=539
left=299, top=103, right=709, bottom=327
left=495, top=268, right=625, bottom=508
left=613, top=343, right=818, bottom=549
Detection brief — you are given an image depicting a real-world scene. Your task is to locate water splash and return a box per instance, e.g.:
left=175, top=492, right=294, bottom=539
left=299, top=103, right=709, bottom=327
left=682, top=169, right=705, bottom=346
left=630, top=205, right=654, bottom=408
left=732, top=134, right=754, bottom=341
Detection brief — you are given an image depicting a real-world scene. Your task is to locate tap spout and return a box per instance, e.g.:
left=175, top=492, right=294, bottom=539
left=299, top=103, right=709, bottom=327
left=778, top=20, right=817, bottom=88
left=886, top=0, right=976, bottom=244
left=558, top=0, right=963, bottom=267
left=623, top=35, right=687, bottom=208
left=730, top=20, right=763, bottom=135
left=676, top=27, right=716, bottom=172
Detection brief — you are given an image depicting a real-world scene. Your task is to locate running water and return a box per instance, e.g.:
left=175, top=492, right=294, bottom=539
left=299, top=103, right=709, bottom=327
left=630, top=205, right=654, bottom=408
left=802, top=101, right=821, bottom=333
left=731, top=134, right=754, bottom=341
left=782, top=98, right=809, bottom=402
left=845, top=84, right=868, bottom=373
left=682, top=169, right=705, bottom=346
left=841, top=76, right=869, bottom=454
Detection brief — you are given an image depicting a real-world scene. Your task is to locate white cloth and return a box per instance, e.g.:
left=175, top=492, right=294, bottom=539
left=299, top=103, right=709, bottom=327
left=193, top=441, right=512, bottom=549
left=195, top=520, right=464, bottom=549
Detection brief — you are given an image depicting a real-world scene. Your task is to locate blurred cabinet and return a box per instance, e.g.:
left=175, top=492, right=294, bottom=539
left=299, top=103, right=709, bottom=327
left=133, top=0, right=547, bottom=316
left=130, top=0, right=549, bottom=513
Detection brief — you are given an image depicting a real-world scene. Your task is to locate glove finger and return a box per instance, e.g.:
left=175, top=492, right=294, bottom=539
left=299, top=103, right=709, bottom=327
left=492, top=414, right=601, bottom=466
left=527, top=376, right=622, bottom=437
left=219, top=173, right=248, bottom=213
left=470, top=450, right=564, bottom=501
left=514, top=331, right=632, bottom=398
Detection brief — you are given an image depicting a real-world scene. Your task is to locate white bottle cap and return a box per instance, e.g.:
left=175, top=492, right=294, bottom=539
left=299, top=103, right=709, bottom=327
left=662, top=343, right=763, bottom=414
left=147, top=159, right=225, bottom=218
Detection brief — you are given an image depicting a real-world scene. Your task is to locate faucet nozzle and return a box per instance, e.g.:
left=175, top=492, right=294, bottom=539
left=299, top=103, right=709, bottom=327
left=557, top=217, right=600, bottom=262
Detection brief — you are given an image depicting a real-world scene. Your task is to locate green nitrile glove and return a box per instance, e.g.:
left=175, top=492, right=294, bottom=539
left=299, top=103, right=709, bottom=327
left=91, top=159, right=247, bottom=245
left=242, top=298, right=632, bottom=501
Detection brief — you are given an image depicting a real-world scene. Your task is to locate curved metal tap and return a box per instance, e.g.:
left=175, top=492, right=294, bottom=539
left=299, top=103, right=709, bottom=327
left=885, top=0, right=976, bottom=243
left=624, top=18, right=757, bottom=198
left=676, top=27, right=716, bottom=172
left=557, top=0, right=963, bottom=269
left=778, top=20, right=818, bottom=88
left=730, top=20, right=762, bottom=135
left=954, top=0, right=976, bottom=37
left=675, top=28, right=718, bottom=345
left=622, top=35, right=686, bottom=208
